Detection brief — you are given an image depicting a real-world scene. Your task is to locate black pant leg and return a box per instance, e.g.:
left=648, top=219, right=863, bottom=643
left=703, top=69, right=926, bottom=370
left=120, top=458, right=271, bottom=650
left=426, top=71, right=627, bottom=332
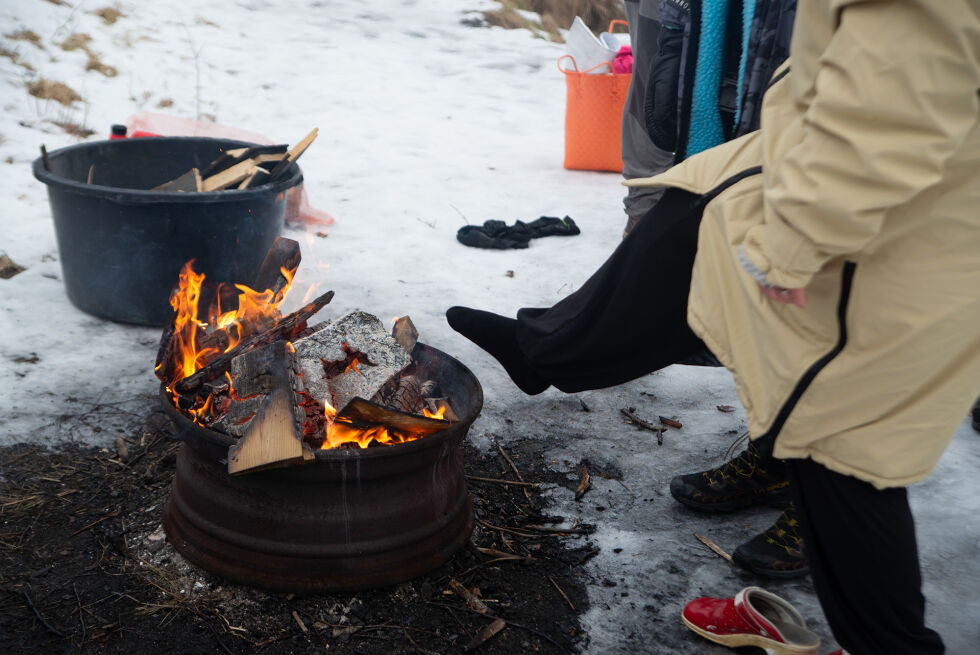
left=515, top=187, right=709, bottom=392
left=785, top=458, right=945, bottom=655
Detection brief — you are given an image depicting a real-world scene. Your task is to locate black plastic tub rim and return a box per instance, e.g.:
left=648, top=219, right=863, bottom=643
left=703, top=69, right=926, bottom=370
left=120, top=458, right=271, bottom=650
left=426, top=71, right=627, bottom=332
left=32, top=136, right=303, bottom=205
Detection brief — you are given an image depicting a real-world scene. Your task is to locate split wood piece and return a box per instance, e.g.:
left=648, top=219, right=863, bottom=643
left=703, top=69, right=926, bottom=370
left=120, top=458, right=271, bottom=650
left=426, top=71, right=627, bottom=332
left=152, top=167, right=202, bottom=192
left=227, top=387, right=315, bottom=474
left=200, top=146, right=249, bottom=178
left=448, top=579, right=489, bottom=614
left=174, top=289, right=335, bottom=394
left=253, top=152, right=287, bottom=165
left=237, top=167, right=269, bottom=189
left=252, top=236, right=301, bottom=297
left=227, top=341, right=313, bottom=474
left=213, top=338, right=305, bottom=438
left=374, top=375, right=425, bottom=415
left=200, top=144, right=286, bottom=178
left=464, top=618, right=506, bottom=652
left=40, top=145, right=50, bottom=171
left=339, top=397, right=451, bottom=439
left=86, top=164, right=95, bottom=184
left=391, top=315, right=419, bottom=354
left=265, top=128, right=318, bottom=182
left=294, top=310, right=412, bottom=413
left=202, top=158, right=256, bottom=191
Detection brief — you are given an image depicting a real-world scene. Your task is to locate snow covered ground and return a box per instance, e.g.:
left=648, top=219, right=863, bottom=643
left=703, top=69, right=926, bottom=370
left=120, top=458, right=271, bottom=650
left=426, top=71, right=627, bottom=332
left=1, top=1, right=978, bottom=653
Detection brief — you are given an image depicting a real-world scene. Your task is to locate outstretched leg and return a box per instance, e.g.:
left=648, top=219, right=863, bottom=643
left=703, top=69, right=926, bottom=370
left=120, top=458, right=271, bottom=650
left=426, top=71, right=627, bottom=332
left=447, top=187, right=711, bottom=394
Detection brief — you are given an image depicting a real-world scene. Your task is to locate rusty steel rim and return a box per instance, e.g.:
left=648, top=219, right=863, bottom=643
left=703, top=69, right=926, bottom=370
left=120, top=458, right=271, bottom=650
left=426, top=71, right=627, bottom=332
left=161, top=342, right=482, bottom=592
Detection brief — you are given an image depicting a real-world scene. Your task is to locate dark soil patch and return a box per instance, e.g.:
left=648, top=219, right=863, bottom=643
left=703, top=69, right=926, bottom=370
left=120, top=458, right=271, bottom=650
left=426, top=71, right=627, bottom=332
left=0, top=408, right=595, bottom=654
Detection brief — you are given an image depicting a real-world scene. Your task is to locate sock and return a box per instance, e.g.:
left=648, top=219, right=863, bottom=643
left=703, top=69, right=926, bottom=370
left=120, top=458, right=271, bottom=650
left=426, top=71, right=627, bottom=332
left=524, top=215, right=580, bottom=238
left=445, top=306, right=549, bottom=395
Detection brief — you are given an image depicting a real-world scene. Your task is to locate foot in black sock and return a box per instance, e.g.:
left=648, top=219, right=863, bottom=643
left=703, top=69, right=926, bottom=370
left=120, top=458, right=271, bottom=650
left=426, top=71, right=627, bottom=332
left=445, top=306, right=549, bottom=395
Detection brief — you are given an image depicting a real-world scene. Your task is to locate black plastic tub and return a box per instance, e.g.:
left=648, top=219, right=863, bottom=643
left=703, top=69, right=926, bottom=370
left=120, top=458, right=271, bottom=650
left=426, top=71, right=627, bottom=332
left=32, top=137, right=303, bottom=327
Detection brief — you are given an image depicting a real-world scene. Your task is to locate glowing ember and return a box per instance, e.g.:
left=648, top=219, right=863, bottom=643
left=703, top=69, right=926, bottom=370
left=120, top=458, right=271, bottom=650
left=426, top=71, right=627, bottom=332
left=423, top=406, right=447, bottom=420
left=320, top=400, right=429, bottom=450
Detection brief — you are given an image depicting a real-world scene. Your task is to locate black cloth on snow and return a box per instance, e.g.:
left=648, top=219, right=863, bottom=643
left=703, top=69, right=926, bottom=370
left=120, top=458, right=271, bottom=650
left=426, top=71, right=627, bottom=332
left=514, top=187, right=713, bottom=392
left=456, top=216, right=580, bottom=250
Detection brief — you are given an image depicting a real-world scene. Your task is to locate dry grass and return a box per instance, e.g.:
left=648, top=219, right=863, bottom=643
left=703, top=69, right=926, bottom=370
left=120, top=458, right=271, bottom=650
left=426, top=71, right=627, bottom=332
left=157, top=97, right=174, bottom=108
left=53, top=119, right=96, bottom=138
left=95, top=7, right=125, bottom=25
left=5, top=29, right=42, bottom=47
left=59, top=32, right=92, bottom=51
left=59, top=32, right=118, bottom=77
left=85, top=54, right=118, bottom=76
left=0, top=45, right=36, bottom=72
left=28, top=78, right=82, bottom=105
left=484, top=0, right=626, bottom=42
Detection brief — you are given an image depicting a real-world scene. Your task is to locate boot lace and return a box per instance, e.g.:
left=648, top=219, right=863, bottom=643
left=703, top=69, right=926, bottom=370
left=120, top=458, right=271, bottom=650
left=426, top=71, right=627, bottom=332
left=762, top=504, right=804, bottom=554
left=702, top=432, right=758, bottom=486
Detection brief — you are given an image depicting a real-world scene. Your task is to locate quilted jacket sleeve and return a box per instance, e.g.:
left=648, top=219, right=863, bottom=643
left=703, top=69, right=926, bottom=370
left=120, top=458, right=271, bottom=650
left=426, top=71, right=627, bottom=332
left=741, top=0, right=980, bottom=289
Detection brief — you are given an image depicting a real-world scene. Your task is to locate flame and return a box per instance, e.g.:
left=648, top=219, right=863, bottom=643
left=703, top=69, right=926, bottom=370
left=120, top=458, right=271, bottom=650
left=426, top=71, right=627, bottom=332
left=320, top=400, right=424, bottom=450
left=160, top=259, right=297, bottom=422
left=423, top=406, right=447, bottom=420
left=160, top=260, right=450, bottom=451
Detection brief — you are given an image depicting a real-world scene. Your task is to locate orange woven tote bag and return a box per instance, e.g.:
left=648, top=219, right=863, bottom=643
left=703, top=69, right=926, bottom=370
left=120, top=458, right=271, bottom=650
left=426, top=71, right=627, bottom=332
left=560, top=20, right=631, bottom=173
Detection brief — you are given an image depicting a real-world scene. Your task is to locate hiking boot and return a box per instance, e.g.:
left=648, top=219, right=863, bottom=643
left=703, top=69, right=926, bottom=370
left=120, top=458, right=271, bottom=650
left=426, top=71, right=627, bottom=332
left=732, top=504, right=810, bottom=579
left=971, top=395, right=979, bottom=433
left=670, top=439, right=791, bottom=512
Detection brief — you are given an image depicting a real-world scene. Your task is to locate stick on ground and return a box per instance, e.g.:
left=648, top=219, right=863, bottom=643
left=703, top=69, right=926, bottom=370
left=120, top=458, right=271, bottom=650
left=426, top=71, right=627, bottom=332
left=694, top=533, right=733, bottom=562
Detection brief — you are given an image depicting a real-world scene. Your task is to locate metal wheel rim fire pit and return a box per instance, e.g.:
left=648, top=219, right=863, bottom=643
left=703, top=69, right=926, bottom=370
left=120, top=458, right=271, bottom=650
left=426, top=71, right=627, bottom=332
left=161, top=342, right=483, bottom=593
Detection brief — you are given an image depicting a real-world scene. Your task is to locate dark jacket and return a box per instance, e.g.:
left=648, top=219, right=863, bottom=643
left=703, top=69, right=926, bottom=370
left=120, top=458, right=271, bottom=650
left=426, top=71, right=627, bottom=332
left=644, top=0, right=796, bottom=161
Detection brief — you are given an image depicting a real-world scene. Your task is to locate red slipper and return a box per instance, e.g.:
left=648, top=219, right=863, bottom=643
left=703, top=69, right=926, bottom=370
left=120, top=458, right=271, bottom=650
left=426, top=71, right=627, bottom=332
left=682, top=586, right=820, bottom=654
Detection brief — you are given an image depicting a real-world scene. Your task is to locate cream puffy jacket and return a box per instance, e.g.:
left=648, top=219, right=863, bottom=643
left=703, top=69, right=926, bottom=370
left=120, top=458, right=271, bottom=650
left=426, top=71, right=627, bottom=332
left=627, top=0, right=980, bottom=488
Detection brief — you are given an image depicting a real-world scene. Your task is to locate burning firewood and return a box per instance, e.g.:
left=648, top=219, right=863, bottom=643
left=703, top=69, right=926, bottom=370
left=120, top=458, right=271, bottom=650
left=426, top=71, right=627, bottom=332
left=155, top=236, right=305, bottom=384
left=226, top=340, right=314, bottom=475
left=172, top=289, right=335, bottom=395
left=156, top=235, right=460, bottom=470
left=391, top=315, right=419, bottom=353
left=252, top=236, right=301, bottom=301
left=424, top=397, right=458, bottom=422
left=339, top=397, right=451, bottom=438
left=213, top=339, right=305, bottom=438
left=293, top=310, right=412, bottom=414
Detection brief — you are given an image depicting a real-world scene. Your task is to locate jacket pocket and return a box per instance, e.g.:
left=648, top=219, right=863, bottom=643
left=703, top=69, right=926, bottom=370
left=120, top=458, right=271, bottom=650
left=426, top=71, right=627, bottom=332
left=755, top=261, right=857, bottom=454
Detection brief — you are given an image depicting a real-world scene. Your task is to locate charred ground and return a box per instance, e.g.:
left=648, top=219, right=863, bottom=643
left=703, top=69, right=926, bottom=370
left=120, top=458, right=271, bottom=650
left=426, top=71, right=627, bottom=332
left=0, top=404, right=599, bottom=654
